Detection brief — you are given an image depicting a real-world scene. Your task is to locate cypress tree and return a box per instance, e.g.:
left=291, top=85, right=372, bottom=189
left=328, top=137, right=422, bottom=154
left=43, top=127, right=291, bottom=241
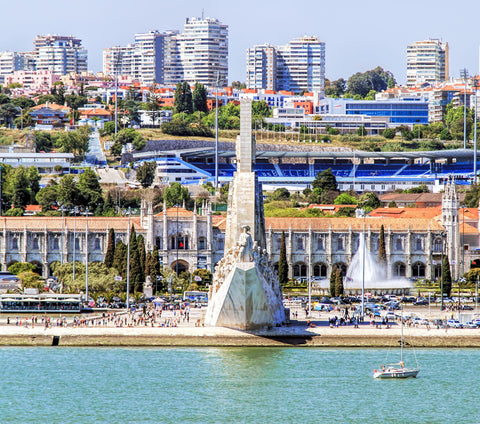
left=442, top=255, right=452, bottom=297
left=378, top=225, right=386, bottom=264
left=104, top=228, right=115, bottom=268
left=335, top=270, right=344, bottom=297
left=137, top=235, right=146, bottom=281
left=129, top=247, right=143, bottom=292
left=152, top=245, right=161, bottom=276
left=113, top=240, right=127, bottom=279
left=278, top=231, right=288, bottom=285
left=330, top=267, right=337, bottom=297
left=145, top=251, right=153, bottom=279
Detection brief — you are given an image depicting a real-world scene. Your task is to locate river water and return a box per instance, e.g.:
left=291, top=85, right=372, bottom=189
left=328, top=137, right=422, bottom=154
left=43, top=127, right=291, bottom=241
left=0, top=347, right=478, bottom=423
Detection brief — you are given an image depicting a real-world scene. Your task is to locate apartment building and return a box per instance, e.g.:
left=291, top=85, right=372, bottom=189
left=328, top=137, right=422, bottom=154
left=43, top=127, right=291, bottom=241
left=103, top=17, right=228, bottom=87
left=179, top=17, right=228, bottom=87
left=33, top=35, right=88, bottom=75
left=246, top=36, right=325, bottom=95
left=406, top=39, right=449, bottom=87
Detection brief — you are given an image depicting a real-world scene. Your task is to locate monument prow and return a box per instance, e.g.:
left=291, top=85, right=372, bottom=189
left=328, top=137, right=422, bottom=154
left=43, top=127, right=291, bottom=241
left=205, top=99, right=285, bottom=330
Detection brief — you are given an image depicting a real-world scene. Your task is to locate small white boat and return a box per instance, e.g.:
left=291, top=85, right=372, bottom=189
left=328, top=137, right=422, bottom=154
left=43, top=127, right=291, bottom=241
left=373, top=307, right=419, bottom=379
left=373, top=362, right=419, bottom=379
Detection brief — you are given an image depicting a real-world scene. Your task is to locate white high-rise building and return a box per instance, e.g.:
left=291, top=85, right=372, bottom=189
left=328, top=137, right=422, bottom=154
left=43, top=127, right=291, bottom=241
left=179, top=17, right=228, bottom=87
left=407, top=39, right=449, bottom=87
left=0, top=52, right=25, bottom=79
left=103, top=17, right=228, bottom=87
left=246, top=36, right=325, bottom=94
left=34, top=35, right=87, bottom=75
left=246, top=44, right=277, bottom=91
left=103, top=31, right=166, bottom=85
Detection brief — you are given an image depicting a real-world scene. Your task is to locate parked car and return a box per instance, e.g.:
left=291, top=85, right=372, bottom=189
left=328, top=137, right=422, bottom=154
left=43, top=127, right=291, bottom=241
left=447, top=319, right=463, bottom=328
left=414, top=299, right=429, bottom=306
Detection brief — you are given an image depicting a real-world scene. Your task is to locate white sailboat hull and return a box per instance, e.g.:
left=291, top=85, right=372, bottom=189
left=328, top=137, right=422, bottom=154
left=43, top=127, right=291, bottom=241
left=373, top=367, right=419, bottom=379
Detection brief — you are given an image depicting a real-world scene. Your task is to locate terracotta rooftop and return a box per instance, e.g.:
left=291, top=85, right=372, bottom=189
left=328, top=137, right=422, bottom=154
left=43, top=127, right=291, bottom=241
left=369, top=207, right=442, bottom=220
left=460, top=222, right=479, bottom=235
left=0, top=216, right=145, bottom=232
left=155, top=207, right=194, bottom=218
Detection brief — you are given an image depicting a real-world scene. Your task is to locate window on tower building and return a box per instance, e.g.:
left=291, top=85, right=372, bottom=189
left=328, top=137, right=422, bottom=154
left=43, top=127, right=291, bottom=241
left=32, top=237, right=39, bottom=250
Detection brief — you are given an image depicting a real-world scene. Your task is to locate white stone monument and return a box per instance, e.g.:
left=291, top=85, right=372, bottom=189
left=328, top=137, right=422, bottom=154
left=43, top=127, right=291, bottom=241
left=205, top=100, right=285, bottom=330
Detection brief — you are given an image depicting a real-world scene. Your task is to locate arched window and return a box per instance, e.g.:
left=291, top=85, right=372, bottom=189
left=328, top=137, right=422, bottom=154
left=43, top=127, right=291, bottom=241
left=296, top=237, right=304, bottom=251
left=75, top=237, right=80, bottom=250
left=317, top=237, right=324, bottom=251
left=293, top=262, right=307, bottom=278
left=12, top=237, right=18, bottom=251
left=198, top=237, right=206, bottom=250
left=415, top=238, right=423, bottom=251
left=52, top=237, right=59, bottom=250
left=393, top=262, right=406, bottom=277
left=337, top=237, right=344, bottom=251
left=412, top=262, right=425, bottom=278
left=395, top=238, right=403, bottom=251
left=433, top=238, right=443, bottom=252
left=94, top=237, right=101, bottom=250
left=155, top=237, right=162, bottom=249
left=313, top=263, right=327, bottom=278
left=32, top=237, right=39, bottom=250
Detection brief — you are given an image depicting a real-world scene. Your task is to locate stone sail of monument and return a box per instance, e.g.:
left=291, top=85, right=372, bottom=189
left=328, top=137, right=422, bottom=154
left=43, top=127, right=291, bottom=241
left=204, top=100, right=285, bottom=330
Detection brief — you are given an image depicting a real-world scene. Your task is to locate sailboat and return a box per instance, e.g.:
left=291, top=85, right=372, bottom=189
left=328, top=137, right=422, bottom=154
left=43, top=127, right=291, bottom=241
left=373, top=308, right=420, bottom=379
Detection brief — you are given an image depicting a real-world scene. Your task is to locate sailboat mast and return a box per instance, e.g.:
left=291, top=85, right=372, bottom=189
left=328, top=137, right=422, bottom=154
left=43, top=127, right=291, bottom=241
left=400, top=306, right=404, bottom=363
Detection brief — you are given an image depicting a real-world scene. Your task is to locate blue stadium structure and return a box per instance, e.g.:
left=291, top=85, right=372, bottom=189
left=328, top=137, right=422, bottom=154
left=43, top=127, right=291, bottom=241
left=132, top=148, right=479, bottom=193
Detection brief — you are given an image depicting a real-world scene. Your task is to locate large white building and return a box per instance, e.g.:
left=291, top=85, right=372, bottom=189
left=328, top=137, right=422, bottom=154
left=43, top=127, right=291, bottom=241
left=246, top=36, right=325, bottom=94
left=103, top=17, right=228, bottom=87
left=406, top=39, right=449, bottom=87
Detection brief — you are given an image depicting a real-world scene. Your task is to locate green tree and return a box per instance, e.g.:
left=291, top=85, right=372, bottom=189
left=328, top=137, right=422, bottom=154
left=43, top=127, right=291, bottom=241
left=464, top=184, right=480, bottom=208
left=192, top=268, right=213, bottom=288
left=36, top=182, right=59, bottom=211
left=270, top=187, right=290, bottom=201
left=174, top=81, right=193, bottom=114
left=382, top=128, right=396, bottom=139
left=77, top=168, right=104, bottom=211
left=334, top=270, right=344, bottom=297
left=58, top=175, right=78, bottom=207
left=252, top=100, right=271, bottom=118
left=163, top=182, right=191, bottom=208
left=192, top=82, right=208, bottom=113
left=104, top=228, right=116, bottom=268
left=334, top=193, right=357, bottom=205
left=358, top=192, right=381, bottom=210
left=137, top=235, right=146, bottom=284
left=347, top=67, right=395, bottom=97
left=378, top=225, right=386, bottom=264
left=136, top=161, right=156, bottom=188
left=10, top=166, right=31, bottom=208
left=113, top=240, right=127, bottom=279
left=8, top=262, right=36, bottom=275
left=442, top=255, right=452, bottom=297
left=278, top=231, right=288, bottom=286
left=329, top=267, right=337, bottom=297
left=312, top=168, right=337, bottom=193
left=325, top=78, right=346, bottom=97
left=356, top=126, right=367, bottom=136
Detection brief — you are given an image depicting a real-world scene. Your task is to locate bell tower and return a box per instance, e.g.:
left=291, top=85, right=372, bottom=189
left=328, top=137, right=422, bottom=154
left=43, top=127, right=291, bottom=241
left=442, top=176, right=460, bottom=278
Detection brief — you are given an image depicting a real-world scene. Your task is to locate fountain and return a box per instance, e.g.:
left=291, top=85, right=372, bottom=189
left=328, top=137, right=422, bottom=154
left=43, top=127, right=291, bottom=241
left=344, top=233, right=413, bottom=293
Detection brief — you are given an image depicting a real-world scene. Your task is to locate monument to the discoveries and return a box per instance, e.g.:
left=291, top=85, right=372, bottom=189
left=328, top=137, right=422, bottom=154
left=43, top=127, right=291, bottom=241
left=204, top=100, right=285, bottom=330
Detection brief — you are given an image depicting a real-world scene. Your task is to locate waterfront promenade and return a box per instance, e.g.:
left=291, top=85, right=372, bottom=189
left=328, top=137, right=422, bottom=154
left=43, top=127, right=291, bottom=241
left=0, top=305, right=480, bottom=347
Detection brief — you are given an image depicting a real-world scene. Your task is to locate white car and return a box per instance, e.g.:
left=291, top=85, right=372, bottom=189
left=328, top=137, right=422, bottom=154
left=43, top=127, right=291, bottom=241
left=447, top=319, right=463, bottom=328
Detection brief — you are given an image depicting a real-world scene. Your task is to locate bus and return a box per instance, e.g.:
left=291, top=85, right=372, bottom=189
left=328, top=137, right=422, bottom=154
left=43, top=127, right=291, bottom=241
left=183, top=290, right=208, bottom=304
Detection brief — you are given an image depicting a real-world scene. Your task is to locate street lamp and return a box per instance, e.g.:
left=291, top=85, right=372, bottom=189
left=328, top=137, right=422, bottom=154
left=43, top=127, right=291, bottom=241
left=214, top=72, right=219, bottom=190
left=474, top=78, right=479, bottom=183
left=126, top=207, right=131, bottom=310
left=441, top=231, right=446, bottom=311
left=85, top=207, right=89, bottom=304
left=460, top=68, right=469, bottom=149
left=73, top=206, right=78, bottom=282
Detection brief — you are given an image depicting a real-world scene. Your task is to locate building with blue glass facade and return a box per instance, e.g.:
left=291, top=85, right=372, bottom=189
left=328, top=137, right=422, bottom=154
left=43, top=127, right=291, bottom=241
left=317, top=97, right=429, bottom=126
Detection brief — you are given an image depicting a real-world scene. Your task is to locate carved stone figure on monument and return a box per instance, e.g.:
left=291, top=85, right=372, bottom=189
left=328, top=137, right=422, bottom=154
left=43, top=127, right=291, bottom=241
left=238, top=225, right=253, bottom=262
left=144, top=275, right=152, bottom=288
